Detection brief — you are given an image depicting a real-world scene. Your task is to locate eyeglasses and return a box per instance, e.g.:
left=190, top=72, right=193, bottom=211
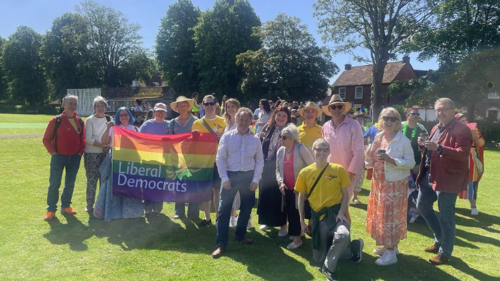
left=280, top=135, right=288, bottom=140
left=119, top=113, right=129, bottom=117
left=314, top=148, right=330, bottom=152
left=203, top=102, right=216, bottom=106
left=410, top=112, right=420, bottom=116
left=436, top=107, right=452, bottom=113
left=329, top=105, right=344, bottom=110
left=382, top=116, right=398, bottom=122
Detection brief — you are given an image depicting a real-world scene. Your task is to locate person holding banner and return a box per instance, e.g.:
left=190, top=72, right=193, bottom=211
left=93, top=107, right=144, bottom=221
left=139, top=103, right=170, bottom=217
left=212, top=107, right=264, bottom=258
left=170, top=96, right=199, bottom=220
left=192, top=95, right=226, bottom=227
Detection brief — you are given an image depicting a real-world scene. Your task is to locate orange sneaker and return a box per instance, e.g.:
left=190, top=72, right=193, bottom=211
left=62, top=207, right=77, bottom=215
left=44, top=212, right=55, bottom=221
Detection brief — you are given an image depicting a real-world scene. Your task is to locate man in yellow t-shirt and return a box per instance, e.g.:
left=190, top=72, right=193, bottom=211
left=296, top=139, right=363, bottom=281
left=297, top=102, right=322, bottom=151
left=192, top=94, right=226, bottom=227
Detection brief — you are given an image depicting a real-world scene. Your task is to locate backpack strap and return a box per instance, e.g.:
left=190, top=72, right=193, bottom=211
left=307, top=164, right=329, bottom=199
left=202, top=118, right=215, bottom=133
left=53, top=115, right=62, bottom=153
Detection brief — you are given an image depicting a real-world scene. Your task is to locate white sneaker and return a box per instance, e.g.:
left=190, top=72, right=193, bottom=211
left=259, top=225, right=269, bottom=231
left=247, top=218, right=253, bottom=229
left=375, top=249, right=398, bottom=266
left=230, top=216, right=238, bottom=228
left=373, top=246, right=399, bottom=256
left=471, top=207, right=479, bottom=215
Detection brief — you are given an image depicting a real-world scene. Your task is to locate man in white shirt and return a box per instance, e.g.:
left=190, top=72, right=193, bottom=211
left=212, top=107, right=264, bottom=258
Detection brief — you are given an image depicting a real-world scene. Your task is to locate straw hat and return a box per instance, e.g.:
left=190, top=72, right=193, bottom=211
left=321, top=94, right=352, bottom=116
left=298, top=101, right=321, bottom=116
left=170, top=96, right=194, bottom=113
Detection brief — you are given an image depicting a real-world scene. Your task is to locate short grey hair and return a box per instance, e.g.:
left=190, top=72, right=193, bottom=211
left=435, top=98, right=455, bottom=109
left=63, top=94, right=78, bottom=103
left=312, top=138, right=329, bottom=150
left=281, top=123, right=300, bottom=142
left=235, top=107, right=253, bottom=121
left=93, top=96, right=108, bottom=108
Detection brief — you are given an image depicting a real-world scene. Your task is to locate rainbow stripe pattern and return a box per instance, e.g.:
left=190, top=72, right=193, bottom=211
left=112, top=126, right=217, bottom=203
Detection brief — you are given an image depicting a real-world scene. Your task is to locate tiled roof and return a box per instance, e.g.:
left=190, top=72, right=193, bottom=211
left=333, top=62, right=416, bottom=87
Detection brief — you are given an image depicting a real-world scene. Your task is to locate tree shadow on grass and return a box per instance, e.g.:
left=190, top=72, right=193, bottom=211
left=407, top=221, right=479, bottom=250
left=43, top=214, right=93, bottom=251
left=455, top=207, right=500, bottom=234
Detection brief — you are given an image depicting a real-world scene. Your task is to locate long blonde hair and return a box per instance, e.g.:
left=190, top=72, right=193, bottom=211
left=223, top=98, right=241, bottom=124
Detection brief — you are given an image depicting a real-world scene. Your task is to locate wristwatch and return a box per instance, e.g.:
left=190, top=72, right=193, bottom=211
left=437, top=145, right=443, bottom=155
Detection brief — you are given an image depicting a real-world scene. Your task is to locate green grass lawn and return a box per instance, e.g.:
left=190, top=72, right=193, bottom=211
left=0, top=113, right=55, bottom=135
left=0, top=116, right=499, bottom=280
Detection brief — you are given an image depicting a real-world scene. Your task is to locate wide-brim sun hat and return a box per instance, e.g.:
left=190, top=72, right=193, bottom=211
left=321, top=94, right=352, bottom=117
left=298, top=101, right=321, bottom=116
left=170, top=96, right=194, bottom=113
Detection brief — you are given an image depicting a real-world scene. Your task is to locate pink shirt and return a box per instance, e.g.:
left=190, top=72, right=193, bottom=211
left=322, top=117, right=365, bottom=175
left=283, top=147, right=295, bottom=190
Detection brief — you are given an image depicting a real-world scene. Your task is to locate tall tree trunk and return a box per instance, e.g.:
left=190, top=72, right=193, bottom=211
left=467, top=101, right=476, bottom=122
left=371, top=63, right=386, bottom=123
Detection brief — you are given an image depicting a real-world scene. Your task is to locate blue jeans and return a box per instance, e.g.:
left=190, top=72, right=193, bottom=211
left=46, top=153, right=82, bottom=212
left=416, top=170, right=458, bottom=257
left=215, top=170, right=255, bottom=248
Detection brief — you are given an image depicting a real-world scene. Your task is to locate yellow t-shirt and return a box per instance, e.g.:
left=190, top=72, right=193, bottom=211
left=295, top=163, right=350, bottom=212
left=192, top=116, right=226, bottom=134
left=298, top=122, right=322, bottom=150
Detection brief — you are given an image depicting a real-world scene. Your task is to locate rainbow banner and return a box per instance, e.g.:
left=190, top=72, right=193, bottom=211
left=112, top=126, right=217, bottom=203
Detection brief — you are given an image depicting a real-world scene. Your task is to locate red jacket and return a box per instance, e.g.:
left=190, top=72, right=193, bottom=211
left=42, top=111, right=86, bottom=156
left=416, top=119, right=472, bottom=193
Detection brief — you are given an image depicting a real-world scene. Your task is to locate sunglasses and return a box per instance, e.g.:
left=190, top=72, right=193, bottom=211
left=314, top=148, right=330, bottom=152
left=382, top=116, right=398, bottom=122
left=410, top=112, right=420, bottom=116
left=280, top=135, right=288, bottom=140
left=329, top=105, right=344, bottom=110
left=203, top=102, right=216, bottom=106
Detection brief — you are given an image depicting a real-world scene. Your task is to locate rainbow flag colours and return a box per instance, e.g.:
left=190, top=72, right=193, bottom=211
left=112, top=126, right=217, bottom=203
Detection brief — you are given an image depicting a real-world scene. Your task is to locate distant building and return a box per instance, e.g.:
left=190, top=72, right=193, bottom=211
left=476, top=92, right=500, bottom=121
left=331, top=56, right=429, bottom=114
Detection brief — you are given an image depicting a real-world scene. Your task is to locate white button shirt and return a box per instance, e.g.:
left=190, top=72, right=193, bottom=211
left=216, top=128, right=264, bottom=184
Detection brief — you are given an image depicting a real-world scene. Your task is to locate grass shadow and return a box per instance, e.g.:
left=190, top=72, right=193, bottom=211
left=43, top=214, right=93, bottom=251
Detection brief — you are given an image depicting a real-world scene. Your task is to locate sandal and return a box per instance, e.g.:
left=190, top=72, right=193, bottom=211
left=352, top=199, right=362, bottom=204
left=287, top=241, right=303, bottom=250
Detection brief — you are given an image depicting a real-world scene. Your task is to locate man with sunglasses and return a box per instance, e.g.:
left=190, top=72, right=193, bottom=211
left=296, top=139, right=363, bottom=281
left=402, top=107, right=428, bottom=178
left=416, top=98, right=472, bottom=265
left=321, top=95, right=365, bottom=203
left=192, top=95, right=226, bottom=227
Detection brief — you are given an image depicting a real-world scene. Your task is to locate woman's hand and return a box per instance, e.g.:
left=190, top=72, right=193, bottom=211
left=106, top=121, right=115, bottom=129
left=279, top=183, right=287, bottom=195
left=300, top=220, right=309, bottom=235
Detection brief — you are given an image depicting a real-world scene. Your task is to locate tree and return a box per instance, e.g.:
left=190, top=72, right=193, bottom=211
left=120, top=50, right=157, bottom=86
left=314, top=0, right=436, bottom=122
left=237, top=13, right=337, bottom=104
left=156, top=0, right=201, bottom=95
left=408, top=0, right=500, bottom=120
left=2, top=26, right=48, bottom=105
left=0, top=36, right=7, bottom=101
left=194, top=0, right=261, bottom=99
left=76, top=0, right=143, bottom=87
left=42, top=12, right=100, bottom=100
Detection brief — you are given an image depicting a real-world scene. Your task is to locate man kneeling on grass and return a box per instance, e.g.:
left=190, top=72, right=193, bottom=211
left=212, top=107, right=264, bottom=258
left=296, top=139, right=363, bottom=281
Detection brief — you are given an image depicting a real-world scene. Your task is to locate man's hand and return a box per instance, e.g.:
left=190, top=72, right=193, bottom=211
left=279, top=183, right=287, bottom=195
left=348, top=172, right=356, bottom=183
left=424, top=141, right=438, bottom=151
left=249, top=182, right=258, bottom=191
left=222, top=180, right=231, bottom=190
left=300, top=220, right=310, bottom=235
left=336, top=212, right=347, bottom=223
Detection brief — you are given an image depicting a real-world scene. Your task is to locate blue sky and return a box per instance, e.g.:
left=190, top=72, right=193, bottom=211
left=0, top=0, right=437, bottom=81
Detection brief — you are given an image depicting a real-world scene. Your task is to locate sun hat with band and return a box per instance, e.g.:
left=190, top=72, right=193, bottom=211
left=298, top=101, right=321, bottom=116
left=154, top=103, right=168, bottom=112
left=170, top=96, right=195, bottom=113
left=321, top=94, right=352, bottom=117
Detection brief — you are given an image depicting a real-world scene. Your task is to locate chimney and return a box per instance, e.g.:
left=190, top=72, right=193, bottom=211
left=402, top=55, right=410, bottom=64
left=345, top=64, right=351, bottom=70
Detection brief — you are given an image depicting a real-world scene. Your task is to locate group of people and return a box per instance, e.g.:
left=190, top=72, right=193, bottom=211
left=42, top=93, right=483, bottom=281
